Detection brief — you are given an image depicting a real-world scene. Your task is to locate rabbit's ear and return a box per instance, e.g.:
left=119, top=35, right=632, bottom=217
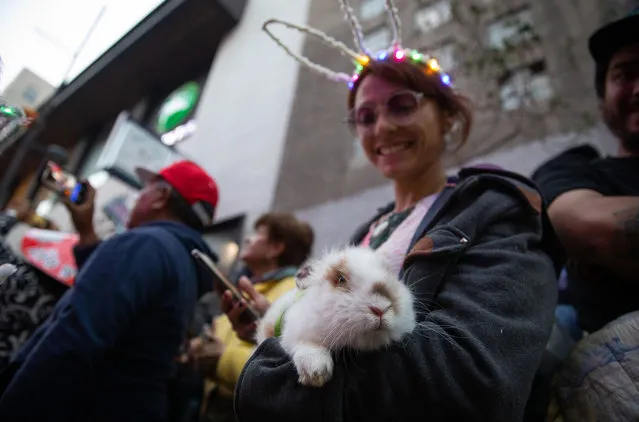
left=295, top=264, right=313, bottom=290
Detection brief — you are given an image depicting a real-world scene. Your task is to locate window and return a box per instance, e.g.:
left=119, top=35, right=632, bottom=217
left=499, top=61, right=553, bottom=110
left=488, top=8, right=535, bottom=49
left=22, top=86, right=39, bottom=105
left=414, top=1, right=452, bottom=34
left=360, top=0, right=385, bottom=21
left=364, top=27, right=391, bottom=53
left=431, top=43, right=456, bottom=70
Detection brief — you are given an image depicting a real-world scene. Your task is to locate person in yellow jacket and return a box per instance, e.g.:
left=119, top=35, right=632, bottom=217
left=190, top=212, right=314, bottom=422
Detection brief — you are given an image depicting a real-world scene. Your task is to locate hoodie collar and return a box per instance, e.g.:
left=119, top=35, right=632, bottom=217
left=139, top=220, right=219, bottom=266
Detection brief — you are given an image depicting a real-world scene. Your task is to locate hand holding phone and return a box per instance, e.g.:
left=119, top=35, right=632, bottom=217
left=58, top=177, right=97, bottom=245
left=191, top=249, right=260, bottom=323
left=40, top=161, right=89, bottom=205
left=220, top=286, right=260, bottom=343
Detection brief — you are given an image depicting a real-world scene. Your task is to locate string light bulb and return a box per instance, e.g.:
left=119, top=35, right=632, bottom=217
left=394, top=49, right=405, bottom=61
left=0, top=106, right=17, bottom=116
left=427, top=58, right=440, bottom=72
left=356, top=55, right=370, bottom=66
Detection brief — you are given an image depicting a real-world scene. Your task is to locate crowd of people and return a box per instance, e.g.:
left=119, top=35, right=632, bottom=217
left=0, top=3, right=636, bottom=421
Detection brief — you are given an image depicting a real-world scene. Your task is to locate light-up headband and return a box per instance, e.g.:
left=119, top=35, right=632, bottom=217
left=262, top=0, right=453, bottom=91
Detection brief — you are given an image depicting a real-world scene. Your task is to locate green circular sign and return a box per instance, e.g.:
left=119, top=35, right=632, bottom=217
left=156, top=81, right=200, bottom=134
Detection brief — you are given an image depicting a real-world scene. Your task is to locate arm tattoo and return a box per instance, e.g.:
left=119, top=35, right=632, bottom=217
left=612, top=207, right=639, bottom=260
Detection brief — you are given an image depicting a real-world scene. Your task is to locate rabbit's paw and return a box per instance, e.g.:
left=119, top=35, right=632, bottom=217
left=292, top=344, right=333, bottom=388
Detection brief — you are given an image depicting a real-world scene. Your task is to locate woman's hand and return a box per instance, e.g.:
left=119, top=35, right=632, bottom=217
left=188, top=322, right=226, bottom=378
left=221, top=277, right=270, bottom=343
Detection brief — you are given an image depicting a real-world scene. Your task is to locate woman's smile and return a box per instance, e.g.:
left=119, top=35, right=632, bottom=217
left=375, top=141, right=415, bottom=156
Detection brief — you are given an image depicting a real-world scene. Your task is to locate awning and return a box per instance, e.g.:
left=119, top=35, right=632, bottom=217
left=0, top=0, right=246, bottom=204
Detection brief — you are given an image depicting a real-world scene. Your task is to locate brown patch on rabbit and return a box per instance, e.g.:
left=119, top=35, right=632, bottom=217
left=324, top=258, right=351, bottom=289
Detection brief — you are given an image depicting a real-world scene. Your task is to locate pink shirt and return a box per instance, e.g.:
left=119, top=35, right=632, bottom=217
left=360, top=193, right=439, bottom=276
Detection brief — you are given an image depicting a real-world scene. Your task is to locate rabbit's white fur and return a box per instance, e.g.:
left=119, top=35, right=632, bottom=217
left=256, top=246, right=415, bottom=387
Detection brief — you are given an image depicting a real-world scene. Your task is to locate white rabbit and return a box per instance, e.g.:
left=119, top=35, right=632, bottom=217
left=256, top=246, right=416, bottom=387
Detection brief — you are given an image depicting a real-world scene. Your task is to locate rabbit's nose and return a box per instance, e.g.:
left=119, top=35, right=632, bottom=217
left=369, top=306, right=385, bottom=317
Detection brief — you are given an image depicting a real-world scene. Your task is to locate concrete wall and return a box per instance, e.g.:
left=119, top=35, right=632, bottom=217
left=177, top=0, right=312, bottom=228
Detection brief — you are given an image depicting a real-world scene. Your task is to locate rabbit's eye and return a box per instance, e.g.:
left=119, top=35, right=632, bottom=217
left=328, top=265, right=350, bottom=288
left=337, top=274, right=348, bottom=285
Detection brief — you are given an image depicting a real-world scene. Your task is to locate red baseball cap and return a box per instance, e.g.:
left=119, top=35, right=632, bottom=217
left=135, top=160, right=218, bottom=227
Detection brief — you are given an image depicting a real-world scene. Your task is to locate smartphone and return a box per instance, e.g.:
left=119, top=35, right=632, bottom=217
left=191, top=249, right=259, bottom=323
left=40, top=161, right=88, bottom=205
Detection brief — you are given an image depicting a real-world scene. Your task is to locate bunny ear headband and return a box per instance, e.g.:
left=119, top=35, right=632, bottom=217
left=262, top=0, right=453, bottom=91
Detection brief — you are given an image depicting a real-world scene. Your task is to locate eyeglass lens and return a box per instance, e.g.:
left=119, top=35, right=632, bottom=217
left=350, top=91, right=421, bottom=133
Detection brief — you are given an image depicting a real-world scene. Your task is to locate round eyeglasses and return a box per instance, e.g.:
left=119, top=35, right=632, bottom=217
left=344, top=90, right=425, bottom=136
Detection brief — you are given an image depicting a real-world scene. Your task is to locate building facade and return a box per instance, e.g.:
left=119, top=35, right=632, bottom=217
left=265, top=0, right=635, bottom=251
left=2, top=68, right=55, bottom=110
left=0, top=0, right=250, bottom=274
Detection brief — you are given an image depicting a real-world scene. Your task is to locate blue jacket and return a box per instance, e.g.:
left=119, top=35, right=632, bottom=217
left=0, top=221, right=215, bottom=421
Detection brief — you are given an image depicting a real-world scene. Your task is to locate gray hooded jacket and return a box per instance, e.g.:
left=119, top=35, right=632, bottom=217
left=234, top=168, right=559, bottom=422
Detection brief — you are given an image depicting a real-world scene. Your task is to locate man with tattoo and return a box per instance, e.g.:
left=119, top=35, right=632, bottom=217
left=533, top=10, right=639, bottom=333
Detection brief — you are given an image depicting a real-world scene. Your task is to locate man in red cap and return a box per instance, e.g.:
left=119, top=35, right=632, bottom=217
left=0, top=160, right=220, bottom=422
left=129, top=160, right=218, bottom=231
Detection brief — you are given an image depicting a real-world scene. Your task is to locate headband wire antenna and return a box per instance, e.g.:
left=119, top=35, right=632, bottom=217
left=385, top=0, right=403, bottom=49
left=262, top=0, right=453, bottom=89
left=337, top=0, right=370, bottom=55
left=262, top=18, right=363, bottom=84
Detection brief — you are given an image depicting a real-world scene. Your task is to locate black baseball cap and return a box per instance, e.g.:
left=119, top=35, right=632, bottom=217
left=589, top=8, right=639, bottom=97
